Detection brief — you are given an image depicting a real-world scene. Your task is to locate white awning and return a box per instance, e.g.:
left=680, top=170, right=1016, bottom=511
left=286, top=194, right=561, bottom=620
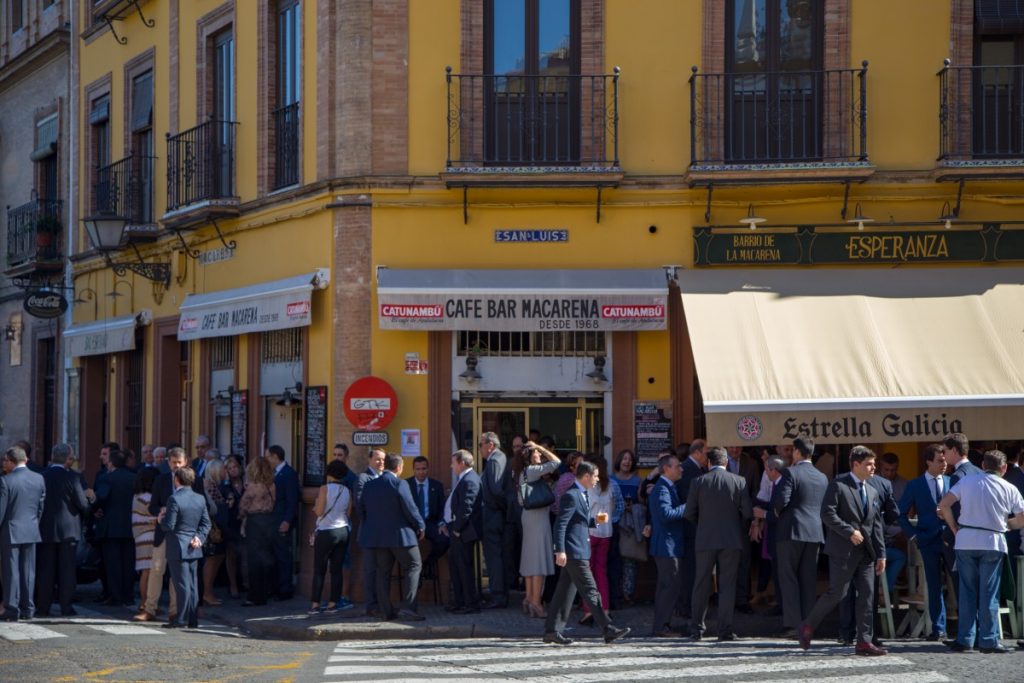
left=178, top=269, right=330, bottom=341
left=66, top=311, right=151, bottom=357
left=377, top=268, right=669, bottom=331
left=679, top=267, right=1024, bottom=445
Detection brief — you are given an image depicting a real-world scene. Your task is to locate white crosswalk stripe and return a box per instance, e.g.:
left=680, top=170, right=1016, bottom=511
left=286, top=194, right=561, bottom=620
left=0, top=615, right=239, bottom=642
left=322, top=638, right=952, bottom=682
left=0, top=622, right=67, bottom=641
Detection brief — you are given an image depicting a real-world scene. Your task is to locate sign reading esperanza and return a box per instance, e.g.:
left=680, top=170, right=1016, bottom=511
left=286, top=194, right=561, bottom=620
left=379, top=293, right=667, bottom=331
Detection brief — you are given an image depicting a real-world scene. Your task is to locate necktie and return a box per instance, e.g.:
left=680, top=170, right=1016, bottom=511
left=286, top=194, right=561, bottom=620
left=932, top=476, right=942, bottom=504
left=583, top=489, right=591, bottom=510
left=859, top=482, right=868, bottom=517
left=419, top=482, right=428, bottom=519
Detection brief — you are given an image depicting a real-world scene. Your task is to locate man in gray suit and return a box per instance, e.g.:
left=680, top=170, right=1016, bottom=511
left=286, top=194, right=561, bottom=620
left=685, top=446, right=753, bottom=640
left=772, top=436, right=828, bottom=637
left=159, top=467, right=211, bottom=629
left=799, top=446, right=887, bottom=656
left=479, top=431, right=510, bottom=608
left=0, top=446, right=46, bottom=621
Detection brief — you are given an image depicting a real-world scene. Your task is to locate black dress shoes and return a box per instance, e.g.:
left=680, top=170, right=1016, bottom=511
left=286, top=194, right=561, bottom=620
left=717, top=633, right=738, bottom=642
left=604, top=625, right=631, bottom=644
left=944, top=639, right=972, bottom=652
left=926, top=631, right=947, bottom=642
left=979, top=645, right=1010, bottom=654
left=395, top=609, right=426, bottom=622
left=543, top=631, right=573, bottom=645
left=161, top=622, right=183, bottom=629
left=0, top=611, right=19, bottom=622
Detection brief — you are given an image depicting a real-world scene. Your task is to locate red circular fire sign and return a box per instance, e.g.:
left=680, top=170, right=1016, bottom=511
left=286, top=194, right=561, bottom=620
left=342, top=376, right=398, bottom=431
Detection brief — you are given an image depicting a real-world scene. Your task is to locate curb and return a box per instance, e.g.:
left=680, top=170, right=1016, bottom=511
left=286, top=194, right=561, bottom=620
left=238, top=618, right=520, bottom=641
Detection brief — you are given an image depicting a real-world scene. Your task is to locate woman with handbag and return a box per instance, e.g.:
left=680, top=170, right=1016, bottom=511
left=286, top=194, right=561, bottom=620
left=518, top=441, right=560, bottom=618
left=201, top=459, right=230, bottom=606
left=308, top=459, right=353, bottom=616
left=611, top=449, right=642, bottom=605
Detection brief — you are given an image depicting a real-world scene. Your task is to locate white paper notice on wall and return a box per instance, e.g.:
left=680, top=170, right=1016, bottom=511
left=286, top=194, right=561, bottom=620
left=401, top=429, right=421, bottom=458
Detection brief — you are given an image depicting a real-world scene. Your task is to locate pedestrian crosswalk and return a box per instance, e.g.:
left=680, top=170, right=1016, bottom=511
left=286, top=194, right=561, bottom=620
left=321, top=638, right=953, bottom=682
left=0, top=607, right=242, bottom=642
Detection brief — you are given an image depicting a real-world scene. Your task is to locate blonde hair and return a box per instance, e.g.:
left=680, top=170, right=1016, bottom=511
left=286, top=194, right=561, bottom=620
left=246, top=456, right=274, bottom=487
left=204, top=460, right=225, bottom=493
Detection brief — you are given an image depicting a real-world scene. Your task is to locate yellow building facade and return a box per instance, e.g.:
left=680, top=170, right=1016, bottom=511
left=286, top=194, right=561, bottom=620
left=71, top=0, right=1024, bottom=595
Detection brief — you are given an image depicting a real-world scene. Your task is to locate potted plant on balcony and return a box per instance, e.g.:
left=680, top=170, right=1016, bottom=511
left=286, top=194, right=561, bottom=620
left=34, top=214, right=61, bottom=257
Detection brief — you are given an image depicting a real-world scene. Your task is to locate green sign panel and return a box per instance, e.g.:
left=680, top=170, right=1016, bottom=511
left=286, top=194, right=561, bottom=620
left=694, top=224, right=1024, bottom=266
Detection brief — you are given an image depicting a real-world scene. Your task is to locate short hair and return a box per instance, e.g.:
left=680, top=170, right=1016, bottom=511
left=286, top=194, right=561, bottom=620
left=325, top=459, right=349, bottom=481
left=108, top=450, right=126, bottom=469
left=983, top=450, right=1007, bottom=472
left=657, top=454, right=679, bottom=474
left=383, top=453, right=403, bottom=472
left=195, top=435, right=211, bottom=447
left=4, top=446, right=27, bottom=465
left=765, top=456, right=786, bottom=473
left=706, top=446, right=728, bottom=467
left=480, top=431, right=501, bottom=448
left=849, top=445, right=876, bottom=467
left=793, top=436, right=815, bottom=458
left=50, top=443, right=73, bottom=465
left=102, top=441, right=121, bottom=453
left=153, top=446, right=167, bottom=459
left=451, top=449, right=474, bottom=468
left=266, top=444, right=286, bottom=462
left=369, top=448, right=387, bottom=460
left=614, top=449, right=636, bottom=473
left=15, top=440, right=32, bottom=460
left=688, top=439, right=706, bottom=456
left=206, top=448, right=221, bottom=460
left=539, top=436, right=556, bottom=449
left=174, top=466, right=196, bottom=488
left=167, top=447, right=187, bottom=463
left=575, top=460, right=597, bottom=478
left=333, top=443, right=349, bottom=456
left=923, top=443, right=945, bottom=463
left=880, top=452, right=900, bottom=467
left=134, top=466, right=159, bottom=494
left=413, top=456, right=429, bottom=466
left=204, top=460, right=225, bottom=487
left=943, top=433, right=969, bottom=457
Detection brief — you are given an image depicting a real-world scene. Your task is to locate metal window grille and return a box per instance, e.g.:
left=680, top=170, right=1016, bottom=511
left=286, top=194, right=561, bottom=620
left=457, top=331, right=605, bottom=357
left=261, top=328, right=303, bottom=363
left=124, top=341, right=145, bottom=458
left=209, top=337, right=234, bottom=370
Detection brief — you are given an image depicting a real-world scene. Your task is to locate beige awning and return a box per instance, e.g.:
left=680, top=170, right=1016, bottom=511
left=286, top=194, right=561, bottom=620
left=678, top=267, right=1024, bottom=446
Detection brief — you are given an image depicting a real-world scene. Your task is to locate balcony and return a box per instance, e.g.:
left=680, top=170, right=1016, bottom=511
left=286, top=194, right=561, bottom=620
left=443, top=69, right=622, bottom=186
left=273, top=103, right=300, bottom=190
left=96, top=154, right=158, bottom=241
left=164, top=119, right=239, bottom=229
left=5, top=198, right=63, bottom=278
left=937, top=62, right=1024, bottom=179
left=687, top=63, right=871, bottom=185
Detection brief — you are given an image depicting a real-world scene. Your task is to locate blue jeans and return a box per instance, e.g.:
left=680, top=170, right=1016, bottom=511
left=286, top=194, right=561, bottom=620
left=884, top=546, right=906, bottom=593
left=955, top=549, right=1004, bottom=648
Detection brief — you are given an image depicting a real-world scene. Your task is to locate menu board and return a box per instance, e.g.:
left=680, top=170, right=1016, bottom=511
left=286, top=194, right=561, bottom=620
left=634, top=400, right=673, bottom=468
left=303, top=385, right=328, bottom=487
left=230, top=390, right=248, bottom=461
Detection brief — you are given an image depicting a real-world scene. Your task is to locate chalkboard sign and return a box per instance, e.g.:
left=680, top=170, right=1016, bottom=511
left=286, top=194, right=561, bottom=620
left=634, top=400, right=673, bottom=468
left=231, top=390, right=248, bottom=461
left=304, top=385, right=328, bottom=487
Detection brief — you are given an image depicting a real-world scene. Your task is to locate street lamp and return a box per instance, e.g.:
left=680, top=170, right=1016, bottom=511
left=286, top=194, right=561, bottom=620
left=81, top=211, right=170, bottom=285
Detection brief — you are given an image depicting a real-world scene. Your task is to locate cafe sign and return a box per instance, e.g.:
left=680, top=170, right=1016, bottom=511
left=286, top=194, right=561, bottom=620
left=378, top=292, right=667, bottom=332
left=694, top=224, right=1024, bottom=266
left=707, top=405, right=1023, bottom=447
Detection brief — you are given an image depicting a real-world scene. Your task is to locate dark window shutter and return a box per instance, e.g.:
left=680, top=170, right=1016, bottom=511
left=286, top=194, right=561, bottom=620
left=975, top=0, right=1024, bottom=36
left=131, top=71, right=153, bottom=132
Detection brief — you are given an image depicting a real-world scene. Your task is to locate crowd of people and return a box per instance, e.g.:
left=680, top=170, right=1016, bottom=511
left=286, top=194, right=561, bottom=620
left=2, top=428, right=1024, bottom=656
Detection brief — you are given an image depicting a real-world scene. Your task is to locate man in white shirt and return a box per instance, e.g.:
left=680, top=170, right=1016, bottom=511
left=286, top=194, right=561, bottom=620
left=939, top=450, right=1024, bottom=654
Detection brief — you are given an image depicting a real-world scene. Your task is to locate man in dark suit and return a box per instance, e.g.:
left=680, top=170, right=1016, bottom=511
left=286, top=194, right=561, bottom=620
left=190, top=435, right=211, bottom=477
left=772, top=436, right=829, bottom=637
left=0, top=446, right=46, bottom=621
left=405, top=456, right=449, bottom=567
left=543, top=460, right=630, bottom=646
left=686, top=446, right=753, bottom=641
left=479, top=432, right=510, bottom=608
left=441, top=449, right=483, bottom=613
left=361, top=454, right=426, bottom=621
left=355, top=448, right=386, bottom=616
left=674, top=439, right=707, bottom=621
left=94, top=449, right=137, bottom=607
left=899, top=443, right=952, bottom=640
left=138, top=447, right=187, bottom=622
left=159, top=467, right=211, bottom=629
left=942, top=432, right=982, bottom=598
left=1004, top=448, right=1024, bottom=558
left=649, top=454, right=686, bottom=637
left=266, top=445, right=300, bottom=600
left=799, top=446, right=887, bottom=656
left=726, top=445, right=760, bottom=613
left=37, top=444, right=90, bottom=617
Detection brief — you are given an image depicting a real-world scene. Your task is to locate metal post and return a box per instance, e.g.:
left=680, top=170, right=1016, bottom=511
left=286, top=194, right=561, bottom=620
left=612, top=67, right=620, bottom=168
left=689, top=66, right=698, bottom=165
left=858, top=60, right=869, bottom=161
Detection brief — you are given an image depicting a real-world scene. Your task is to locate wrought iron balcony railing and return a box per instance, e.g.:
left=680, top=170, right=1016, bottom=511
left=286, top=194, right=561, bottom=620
left=446, top=69, right=620, bottom=170
left=166, top=119, right=239, bottom=212
left=689, top=63, right=868, bottom=166
left=273, top=102, right=300, bottom=189
left=95, top=154, right=156, bottom=224
left=939, top=61, right=1024, bottom=161
left=6, top=198, right=63, bottom=268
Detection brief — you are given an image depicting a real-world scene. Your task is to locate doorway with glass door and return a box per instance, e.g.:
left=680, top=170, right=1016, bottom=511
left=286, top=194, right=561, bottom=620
left=459, top=396, right=604, bottom=459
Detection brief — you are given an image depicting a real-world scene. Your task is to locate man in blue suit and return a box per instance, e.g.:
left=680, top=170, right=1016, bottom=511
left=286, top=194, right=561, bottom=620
left=441, top=449, right=483, bottom=613
left=543, top=460, right=630, bottom=646
left=0, top=446, right=46, bottom=621
left=355, top=448, right=386, bottom=616
left=37, top=444, right=91, bottom=617
left=899, top=443, right=952, bottom=640
left=405, top=456, right=449, bottom=567
left=94, top=450, right=137, bottom=607
left=266, top=445, right=300, bottom=600
left=1002, top=448, right=1024, bottom=558
left=648, top=453, right=686, bottom=637
left=360, top=454, right=426, bottom=621
left=159, top=467, right=211, bottom=629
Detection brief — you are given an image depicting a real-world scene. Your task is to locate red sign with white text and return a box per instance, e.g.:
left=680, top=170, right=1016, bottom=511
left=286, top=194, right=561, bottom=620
left=342, top=376, right=399, bottom=431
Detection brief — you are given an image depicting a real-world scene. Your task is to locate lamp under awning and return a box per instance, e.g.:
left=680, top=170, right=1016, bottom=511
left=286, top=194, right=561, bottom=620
left=678, top=268, right=1024, bottom=445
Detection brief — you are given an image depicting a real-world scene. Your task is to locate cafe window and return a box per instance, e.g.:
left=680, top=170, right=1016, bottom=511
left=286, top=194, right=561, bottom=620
left=458, top=330, right=605, bottom=358
left=209, top=336, right=235, bottom=455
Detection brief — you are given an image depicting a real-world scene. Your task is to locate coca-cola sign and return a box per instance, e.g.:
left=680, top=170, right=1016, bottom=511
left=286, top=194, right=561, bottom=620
left=23, top=290, right=68, bottom=319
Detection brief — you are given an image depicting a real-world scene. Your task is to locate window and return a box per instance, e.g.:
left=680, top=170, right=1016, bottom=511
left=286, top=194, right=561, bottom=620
left=457, top=330, right=605, bottom=358
left=213, top=28, right=236, bottom=195
left=725, top=0, right=823, bottom=162
left=12, top=0, right=24, bottom=31
left=972, top=4, right=1024, bottom=157
left=131, top=70, right=155, bottom=223
left=484, top=0, right=580, bottom=164
left=34, top=114, right=59, bottom=202
left=209, top=337, right=235, bottom=455
left=273, top=0, right=301, bottom=189
left=90, top=95, right=111, bottom=213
